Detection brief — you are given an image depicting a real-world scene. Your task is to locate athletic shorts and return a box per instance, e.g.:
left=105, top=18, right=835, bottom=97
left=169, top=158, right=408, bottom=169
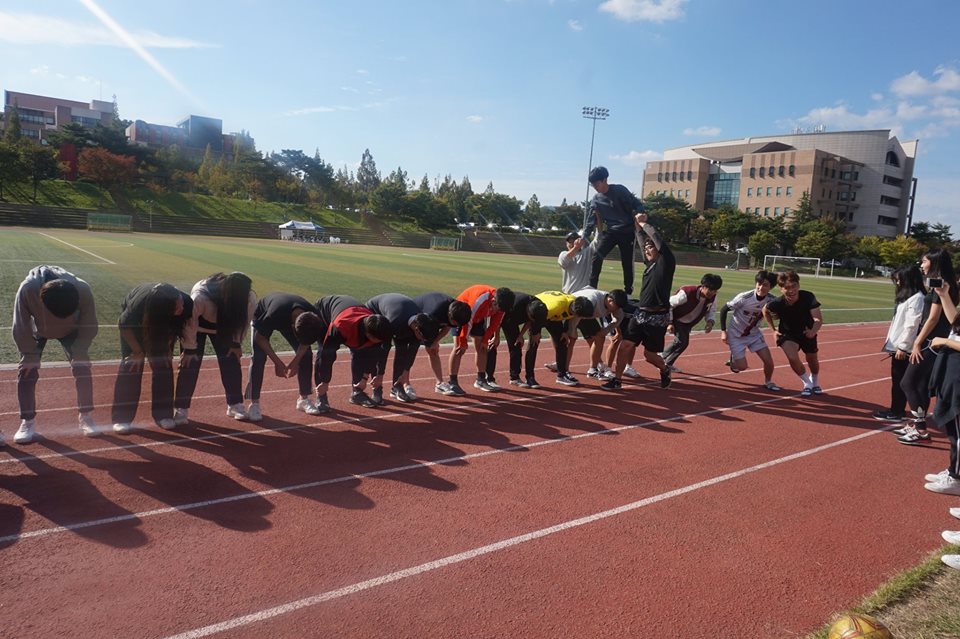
left=453, top=320, right=488, bottom=339
left=777, top=333, right=818, bottom=354
left=727, top=331, right=769, bottom=362
left=622, top=311, right=669, bottom=352
left=577, top=318, right=602, bottom=339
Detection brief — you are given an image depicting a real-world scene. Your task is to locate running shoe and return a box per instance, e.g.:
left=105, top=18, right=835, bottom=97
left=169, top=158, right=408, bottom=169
left=623, top=365, right=641, bottom=379
left=403, top=384, right=418, bottom=401
left=79, top=412, right=101, bottom=437
left=891, top=423, right=914, bottom=436
left=113, top=422, right=133, bottom=434
left=246, top=403, right=263, bottom=422
left=925, top=469, right=950, bottom=482
left=924, top=475, right=960, bottom=496
left=296, top=397, right=328, bottom=415
left=444, top=381, right=467, bottom=397
left=556, top=372, right=579, bottom=387
left=942, top=530, right=960, bottom=545
left=155, top=418, right=176, bottom=430
left=898, top=427, right=932, bottom=445
left=508, top=377, right=523, bottom=386
left=226, top=403, right=248, bottom=420
left=950, top=507, right=960, bottom=520
left=942, top=555, right=960, bottom=570
left=173, top=408, right=189, bottom=426
left=474, top=379, right=497, bottom=392
left=519, top=377, right=541, bottom=389
left=811, top=386, right=824, bottom=395
left=350, top=390, right=377, bottom=408
left=872, top=410, right=905, bottom=422
left=371, top=386, right=385, bottom=406
left=390, top=385, right=414, bottom=403
left=660, top=367, right=672, bottom=389
left=485, top=378, right=502, bottom=391
left=764, top=381, right=782, bottom=392
left=801, top=387, right=813, bottom=397
left=600, top=378, right=622, bottom=391
left=14, top=419, right=36, bottom=444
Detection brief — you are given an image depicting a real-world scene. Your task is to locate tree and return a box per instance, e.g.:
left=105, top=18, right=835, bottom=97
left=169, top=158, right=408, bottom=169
left=879, top=235, right=925, bottom=267
left=710, top=207, right=758, bottom=250
left=418, top=174, right=431, bottom=193
left=78, top=147, right=137, bottom=188
left=748, top=230, right=779, bottom=265
left=370, top=180, right=406, bottom=218
left=794, top=228, right=834, bottom=259
left=3, top=102, right=22, bottom=143
left=855, top=235, right=885, bottom=266
left=0, top=141, right=27, bottom=199
left=356, top=148, right=380, bottom=200
left=20, top=145, right=62, bottom=201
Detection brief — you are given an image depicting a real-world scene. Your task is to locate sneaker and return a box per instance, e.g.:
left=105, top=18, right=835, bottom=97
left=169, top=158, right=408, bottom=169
left=891, top=423, right=915, bottom=436
left=725, top=359, right=741, bottom=374
left=113, top=422, right=133, bottom=434
left=226, top=403, right=248, bottom=421
left=296, top=397, right=327, bottom=415
left=925, top=469, right=950, bottom=482
left=942, top=555, right=960, bottom=570
left=371, top=386, right=385, bottom=406
left=544, top=362, right=559, bottom=372
left=942, top=530, right=960, bottom=545
left=660, top=367, right=672, bottom=389
left=811, top=386, right=824, bottom=395
left=801, top=387, right=813, bottom=397
left=586, top=367, right=601, bottom=379
left=350, top=390, right=377, bottom=408
left=474, top=379, right=496, bottom=392
left=390, top=385, right=414, bottom=403
left=14, top=418, right=36, bottom=444
left=600, top=378, right=622, bottom=391
left=519, top=377, right=541, bottom=389
left=950, top=507, right=960, bottom=520
left=173, top=408, right=189, bottom=426
left=764, top=381, right=782, bottom=392
left=403, top=384, right=418, bottom=401
left=924, top=475, right=960, bottom=496
left=155, top=418, right=176, bottom=430
left=623, top=365, right=641, bottom=379
left=873, top=409, right=905, bottom=422
left=556, top=372, right=579, bottom=387
left=668, top=364, right=682, bottom=373
left=246, top=403, right=263, bottom=422
left=898, top=427, right=932, bottom=445
left=435, top=381, right=465, bottom=397
left=485, top=378, right=502, bottom=391
left=508, top=377, right=523, bottom=386
left=79, top=412, right=101, bottom=437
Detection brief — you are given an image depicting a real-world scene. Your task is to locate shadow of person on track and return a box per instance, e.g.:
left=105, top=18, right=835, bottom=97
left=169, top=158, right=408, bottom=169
left=0, top=447, right=148, bottom=549
left=0, top=503, right=25, bottom=550
left=40, top=438, right=274, bottom=534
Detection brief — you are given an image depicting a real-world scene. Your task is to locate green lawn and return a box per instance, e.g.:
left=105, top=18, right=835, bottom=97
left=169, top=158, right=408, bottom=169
left=0, top=228, right=893, bottom=364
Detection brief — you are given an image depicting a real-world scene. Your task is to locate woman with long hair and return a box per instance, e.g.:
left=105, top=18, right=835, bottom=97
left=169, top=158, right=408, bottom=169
left=896, top=248, right=959, bottom=444
left=174, top=272, right=256, bottom=424
left=111, top=283, right=193, bottom=433
left=874, top=265, right=925, bottom=422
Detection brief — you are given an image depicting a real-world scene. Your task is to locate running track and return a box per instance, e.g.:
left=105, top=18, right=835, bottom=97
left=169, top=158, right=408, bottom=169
left=1, top=323, right=955, bottom=638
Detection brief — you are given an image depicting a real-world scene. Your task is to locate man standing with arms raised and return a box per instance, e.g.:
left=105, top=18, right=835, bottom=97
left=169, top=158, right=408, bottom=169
left=584, top=166, right=646, bottom=295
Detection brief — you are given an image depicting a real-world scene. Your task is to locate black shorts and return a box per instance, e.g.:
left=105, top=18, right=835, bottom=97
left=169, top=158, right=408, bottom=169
left=777, top=333, right=818, bottom=354
left=455, top=320, right=488, bottom=339
left=577, top=318, right=602, bottom=339
left=622, top=316, right=667, bottom=352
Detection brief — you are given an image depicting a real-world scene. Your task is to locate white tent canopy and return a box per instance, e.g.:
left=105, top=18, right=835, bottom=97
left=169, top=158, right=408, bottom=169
left=279, top=220, right=326, bottom=240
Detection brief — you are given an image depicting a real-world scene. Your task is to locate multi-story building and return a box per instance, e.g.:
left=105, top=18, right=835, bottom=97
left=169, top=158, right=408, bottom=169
left=641, top=129, right=918, bottom=237
left=126, top=115, right=250, bottom=159
left=1, top=90, right=114, bottom=143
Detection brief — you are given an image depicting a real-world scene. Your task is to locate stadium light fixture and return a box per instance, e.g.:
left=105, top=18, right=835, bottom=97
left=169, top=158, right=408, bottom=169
left=582, top=106, right=610, bottom=226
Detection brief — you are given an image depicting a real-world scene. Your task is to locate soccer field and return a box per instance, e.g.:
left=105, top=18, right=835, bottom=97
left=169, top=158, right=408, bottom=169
left=0, top=227, right=894, bottom=364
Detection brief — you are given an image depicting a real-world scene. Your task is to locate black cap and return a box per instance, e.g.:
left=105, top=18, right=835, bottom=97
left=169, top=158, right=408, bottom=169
left=565, top=231, right=580, bottom=242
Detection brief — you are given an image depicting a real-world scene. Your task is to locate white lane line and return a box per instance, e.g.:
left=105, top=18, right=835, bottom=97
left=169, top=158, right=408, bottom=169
left=0, top=351, right=881, bottom=465
left=38, top=232, right=116, bottom=265
left=159, top=403, right=889, bottom=639
left=0, top=375, right=886, bottom=544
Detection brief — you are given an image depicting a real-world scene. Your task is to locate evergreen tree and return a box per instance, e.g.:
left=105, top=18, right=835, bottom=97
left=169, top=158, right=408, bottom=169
left=20, top=144, right=61, bottom=201
left=419, top=174, right=431, bottom=192
left=3, top=101, right=22, bottom=143
left=357, top=148, right=380, bottom=197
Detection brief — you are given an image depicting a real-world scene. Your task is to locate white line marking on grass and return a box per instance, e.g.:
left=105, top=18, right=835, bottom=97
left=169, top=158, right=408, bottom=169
left=1, top=375, right=886, bottom=545
left=38, top=232, right=115, bottom=265
left=158, top=391, right=891, bottom=639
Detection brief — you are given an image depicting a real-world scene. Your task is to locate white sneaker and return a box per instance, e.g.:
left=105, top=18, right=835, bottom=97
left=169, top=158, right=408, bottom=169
left=173, top=408, right=189, bottom=426
left=668, top=364, right=682, bottom=373
left=544, top=362, right=558, bottom=372
left=14, top=418, right=36, bottom=444
left=623, top=365, right=641, bottom=379
left=925, top=476, right=960, bottom=496
left=296, top=397, right=327, bottom=415
left=926, top=469, right=950, bottom=482
left=942, top=554, right=960, bottom=570
left=226, top=403, right=248, bottom=421
left=942, top=530, right=960, bottom=545
left=155, top=418, right=176, bottom=430
left=246, top=403, right=263, bottom=422
left=79, top=412, right=100, bottom=437
left=951, top=507, right=960, bottom=520
left=113, top=422, right=133, bottom=434
left=403, top=384, right=418, bottom=401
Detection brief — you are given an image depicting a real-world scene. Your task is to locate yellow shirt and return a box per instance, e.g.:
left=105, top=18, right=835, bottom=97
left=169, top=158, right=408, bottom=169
left=535, top=291, right=576, bottom=322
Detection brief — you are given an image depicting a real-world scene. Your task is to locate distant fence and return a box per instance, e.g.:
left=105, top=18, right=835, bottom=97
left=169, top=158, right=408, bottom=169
left=87, top=212, right=132, bottom=232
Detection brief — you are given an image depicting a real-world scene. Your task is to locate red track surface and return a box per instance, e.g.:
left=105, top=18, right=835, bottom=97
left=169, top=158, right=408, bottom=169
left=1, top=323, right=955, bottom=638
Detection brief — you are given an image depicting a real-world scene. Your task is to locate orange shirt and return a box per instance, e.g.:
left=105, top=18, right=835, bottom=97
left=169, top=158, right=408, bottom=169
left=455, top=284, right=503, bottom=347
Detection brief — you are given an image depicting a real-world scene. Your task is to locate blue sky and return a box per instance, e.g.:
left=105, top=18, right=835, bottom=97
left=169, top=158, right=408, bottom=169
left=1, top=0, right=958, bottom=230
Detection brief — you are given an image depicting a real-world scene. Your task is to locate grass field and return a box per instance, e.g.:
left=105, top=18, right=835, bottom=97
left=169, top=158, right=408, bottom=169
left=0, top=227, right=894, bottom=364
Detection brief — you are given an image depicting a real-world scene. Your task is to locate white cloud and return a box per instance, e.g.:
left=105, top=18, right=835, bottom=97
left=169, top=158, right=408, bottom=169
left=682, top=125, right=721, bottom=137
left=341, top=86, right=359, bottom=93
left=610, top=149, right=662, bottom=165
left=890, top=66, right=960, bottom=97
left=466, top=115, right=484, bottom=123
left=283, top=106, right=339, bottom=116
left=896, top=101, right=927, bottom=120
left=567, top=19, right=584, bottom=31
left=29, top=64, right=49, bottom=76
left=871, top=93, right=884, bottom=102
left=0, top=11, right=214, bottom=48
left=356, top=69, right=369, bottom=75
left=598, top=0, right=686, bottom=23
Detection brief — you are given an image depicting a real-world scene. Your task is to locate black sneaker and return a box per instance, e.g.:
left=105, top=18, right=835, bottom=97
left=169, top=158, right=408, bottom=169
left=474, top=379, right=496, bottom=392
left=660, top=367, right=672, bottom=389
left=872, top=409, right=905, bottom=422
left=389, top=385, right=413, bottom=403
left=600, top=378, right=622, bottom=391
left=520, top=377, right=542, bottom=389
left=371, top=386, right=385, bottom=406
left=556, top=372, right=579, bottom=387
left=350, top=390, right=376, bottom=408
left=447, top=382, right=467, bottom=397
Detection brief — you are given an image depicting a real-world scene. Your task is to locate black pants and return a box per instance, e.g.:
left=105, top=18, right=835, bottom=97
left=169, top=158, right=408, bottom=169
left=589, top=230, right=635, bottom=293
left=18, top=332, right=93, bottom=420
left=175, top=332, right=244, bottom=409
left=246, top=329, right=312, bottom=400
left=540, top=320, right=569, bottom=375
left=901, top=351, right=936, bottom=417
left=947, top=415, right=960, bottom=480
left=371, top=339, right=420, bottom=386
left=490, top=319, right=536, bottom=380
left=662, top=323, right=694, bottom=367
left=112, top=346, right=174, bottom=424
left=888, top=356, right=909, bottom=417
left=350, top=347, right=382, bottom=385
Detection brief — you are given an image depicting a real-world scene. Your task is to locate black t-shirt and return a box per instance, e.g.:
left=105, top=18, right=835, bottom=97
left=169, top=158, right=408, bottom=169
left=367, top=293, right=420, bottom=341
left=501, top=292, right=535, bottom=327
left=253, top=293, right=315, bottom=338
left=636, top=237, right=676, bottom=310
left=315, top=295, right=364, bottom=325
left=414, top=292, right=456, bottom=327
left=765, top=290, right=821, bottom=335
left=118, top=283, right=192, bottom=346
left=920, top=291, right=952, bottom=341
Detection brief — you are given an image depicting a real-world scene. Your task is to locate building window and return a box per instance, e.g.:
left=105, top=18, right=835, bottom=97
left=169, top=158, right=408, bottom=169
left=657, top=172, right=662, bottom=182
left=685, top=190, right=690, bottom=197
left=778, top=166, right=784, bottom=177
left=788, top=165, right=795, bottom=177
left=764, top=207, right=770, bottom=216
left=664, top=173, right=669, bottom=182
left=883, top=175, right=903, bottom=187
left=749, top=167, right=756, bottom=178
left=784, top=207, right=791, bottom=216
left=766, top=187, right=772, bottom=196
left=774, top=207, right=780, bottom=215
left=747, top=187, right=753, bottom=196
left=756, top=188, right=761, bottom=198
left=831, top=169, right=836, bottom=178
left=878, top=215, right=898, bottom=226
left=786, top=186, right=793, bottom=196
left=759, top=167, right=765, bottom=178
left=776, top=187, right=782, bottom=196
left=687, top=171, right=692, bottom=180
left=745, top=207, right=752, bottom=214
left=885, top=151, right=900, bottom=167
left=769, top=166, right=775, bottom=176
left=672, top=171, right=677, bottom=181
left=679, top=171, right=684, bottom=181
left=880, top=195, right=901, bottom=206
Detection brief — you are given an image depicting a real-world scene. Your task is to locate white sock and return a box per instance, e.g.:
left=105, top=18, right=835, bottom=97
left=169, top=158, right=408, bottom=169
left=811, top=373, right=819, bottom=386
left=800, top=373, right=813, bottom=388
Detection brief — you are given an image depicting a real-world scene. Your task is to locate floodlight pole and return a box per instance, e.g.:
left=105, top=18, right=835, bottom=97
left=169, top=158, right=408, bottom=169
left=582, top=106, right=609, bottom=230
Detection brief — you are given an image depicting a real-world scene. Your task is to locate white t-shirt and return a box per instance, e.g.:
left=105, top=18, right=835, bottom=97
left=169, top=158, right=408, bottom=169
left=725, top=290, right=771, bottom=338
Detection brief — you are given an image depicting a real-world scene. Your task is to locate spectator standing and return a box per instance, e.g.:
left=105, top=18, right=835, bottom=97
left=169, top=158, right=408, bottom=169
left=584, top=166, right=645, bottom=295
left=873, top=265, right=925, bottom=422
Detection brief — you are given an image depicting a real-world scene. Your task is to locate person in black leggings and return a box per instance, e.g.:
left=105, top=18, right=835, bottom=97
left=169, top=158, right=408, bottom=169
left=874, top=266, right=924, bottom=423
